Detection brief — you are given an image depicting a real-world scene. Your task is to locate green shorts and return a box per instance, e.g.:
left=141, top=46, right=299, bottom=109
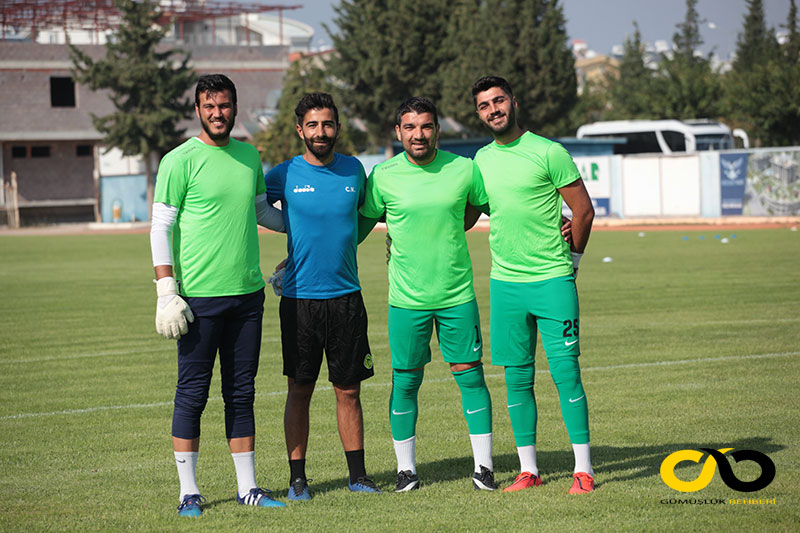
left=490, top=276, right=580, bottom=367
left=388, top=299, right=483, bottom=370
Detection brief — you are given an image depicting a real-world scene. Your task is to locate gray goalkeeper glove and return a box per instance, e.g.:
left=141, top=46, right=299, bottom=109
left=267, top=266, right=285, bottom=297
left=155, top=277, right=195, bottom=339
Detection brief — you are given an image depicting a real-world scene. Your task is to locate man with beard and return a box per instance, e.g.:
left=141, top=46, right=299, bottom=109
left=265, top=93, right=380, bottom=500
left=150, top=74, right=287, bottom=516
left=359, top=97, right=497, bottom=493
left=471, top=76, right=596, bottom=494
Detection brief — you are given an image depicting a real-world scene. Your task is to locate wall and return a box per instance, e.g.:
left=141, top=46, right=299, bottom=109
left=576, top=147, right=800, bottom=219
left=2, top=142, right=95, bottom=202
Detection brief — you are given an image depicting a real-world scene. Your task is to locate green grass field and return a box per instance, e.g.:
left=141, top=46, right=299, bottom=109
left=1, top=227, right=798, bottom=531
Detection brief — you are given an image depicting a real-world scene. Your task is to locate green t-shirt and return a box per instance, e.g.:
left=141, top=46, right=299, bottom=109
left=154, top=137, right=266, bottom=297
left=474, top=132, right=581, bottom=282
left=360, top=150, right=488, bottom=309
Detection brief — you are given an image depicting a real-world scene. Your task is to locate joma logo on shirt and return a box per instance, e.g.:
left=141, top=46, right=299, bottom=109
left=293, top=185, right=315, bottom=193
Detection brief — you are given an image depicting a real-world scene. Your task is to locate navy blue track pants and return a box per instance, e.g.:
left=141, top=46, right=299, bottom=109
left=171, top=289, right=265, bottom=440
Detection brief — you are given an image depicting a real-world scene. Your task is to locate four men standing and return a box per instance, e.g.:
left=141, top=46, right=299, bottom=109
left=151, top=74, right=595, bottom=516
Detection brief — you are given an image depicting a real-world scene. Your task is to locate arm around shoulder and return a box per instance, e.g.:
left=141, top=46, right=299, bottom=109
left=465, top=203, right=489, bottom=231
left=255, top=193, right=284, bottom=232
left=357, top=214, right=380, bottom=244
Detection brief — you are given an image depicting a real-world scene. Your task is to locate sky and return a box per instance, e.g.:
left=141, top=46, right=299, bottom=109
left=280, top=0, right=793, bottom=60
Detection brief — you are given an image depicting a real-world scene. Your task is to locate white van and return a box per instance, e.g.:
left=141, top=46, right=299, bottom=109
left=576, top=119, right=749, bottom=154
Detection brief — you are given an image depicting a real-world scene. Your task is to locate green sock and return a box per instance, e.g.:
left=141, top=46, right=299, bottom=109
left=452, top=364, right=492, bottom=435
left=549, top=356, right=590, bottom=444
left=390, top=368, right=424, bottom=441
left=504, top=364, right=537, bottom=447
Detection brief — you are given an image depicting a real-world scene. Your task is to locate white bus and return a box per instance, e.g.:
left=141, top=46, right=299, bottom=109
left=576, top=119, right=749, bottom=155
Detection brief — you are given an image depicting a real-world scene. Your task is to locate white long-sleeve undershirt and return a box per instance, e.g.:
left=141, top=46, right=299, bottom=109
left=150, top=202, right=177, bottom=267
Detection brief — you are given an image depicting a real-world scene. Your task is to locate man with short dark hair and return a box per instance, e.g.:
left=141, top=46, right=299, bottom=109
left=150, top=73, right=286, bottom=516
left=471, top=75, right=596, bottom=494
left=266, top=92, right=380, bottom=500
left=359, top=96, right=497, bottom=493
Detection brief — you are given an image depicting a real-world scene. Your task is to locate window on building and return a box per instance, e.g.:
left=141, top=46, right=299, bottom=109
left=76, top=144, right=92, bottom=157
left=11, top=146, right=27, bottom=158
left=50, top=77, right=76, bottom=107
left=31, top=146, right=51, bottom=158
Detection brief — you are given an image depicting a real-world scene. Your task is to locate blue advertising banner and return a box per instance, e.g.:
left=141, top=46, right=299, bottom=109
left=720, top=153, right=749, bottom=215
left=591, top=198, right=610, bottom=217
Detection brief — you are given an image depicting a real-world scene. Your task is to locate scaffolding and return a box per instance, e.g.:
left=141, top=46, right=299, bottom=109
left=0, top=1, right=302, bottom=44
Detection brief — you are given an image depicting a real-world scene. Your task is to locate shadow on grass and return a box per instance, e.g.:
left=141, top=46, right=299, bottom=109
left=195, top=496, right=236, bottom=510
left=304, top=436, right=784, bottom=492
left=256, top=436, right=783, bottom=496
left=585, top=436, right=784, bottom=487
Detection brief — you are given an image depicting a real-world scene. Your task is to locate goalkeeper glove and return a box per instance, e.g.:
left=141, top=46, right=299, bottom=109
left=155, top=277, right=194, bottom=339
left=267, top=266, right=285, bottom=297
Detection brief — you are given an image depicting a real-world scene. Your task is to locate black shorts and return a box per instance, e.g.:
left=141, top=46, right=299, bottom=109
left=279, top=291, right=374, bottom=385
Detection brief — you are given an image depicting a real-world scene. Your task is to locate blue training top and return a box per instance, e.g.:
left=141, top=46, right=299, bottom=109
left=266, top=153, right=366, bottom=299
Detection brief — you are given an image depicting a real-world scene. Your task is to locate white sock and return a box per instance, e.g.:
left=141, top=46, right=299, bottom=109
left=174, top=451, right=200, bottom=501
left=232, top=451, right=258, bottom=497
left=393, top=435, right=417, bottom=474
left=469, top=433, right=494, bottom=473
left=517, top=444, right=539, bottom=476
left=572, top=443, right=594, bottom=476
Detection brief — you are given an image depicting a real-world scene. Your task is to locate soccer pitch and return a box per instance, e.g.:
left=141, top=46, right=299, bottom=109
left=1, top=227, right=798, bottom=531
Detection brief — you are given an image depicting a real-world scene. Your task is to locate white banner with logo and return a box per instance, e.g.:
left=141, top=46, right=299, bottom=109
left=573, top=156, right=611, bottom=217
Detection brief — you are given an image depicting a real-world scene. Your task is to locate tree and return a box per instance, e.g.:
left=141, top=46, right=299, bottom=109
left=672, top=0, right=704, bottom=59
left=569, top=79, right=609, bottom=129
left=724, top=0, right=779, bottom=145
left=438, top=0, right=578, bottom=137
left=723, top=0, right=800, bottom=146
left=438, top=0, right=512, bottom=134
left=605, top=22, right=655, bottom=119
left=784, top=0, right=800, bottom=61
left=326, top=0, right=577, bottom=146
left=326, top=0, right=448, bottom=156
left=251, top=56, right=363, bottom=166
left=70, top=0, right=195, bottom=217
left=767, top=0, right=800, bottom=145
left=505, top=0, right=577, bottom=136
left=651, top=0, right=721, bottom=119
left=733, top=0, right=780, bottom=71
